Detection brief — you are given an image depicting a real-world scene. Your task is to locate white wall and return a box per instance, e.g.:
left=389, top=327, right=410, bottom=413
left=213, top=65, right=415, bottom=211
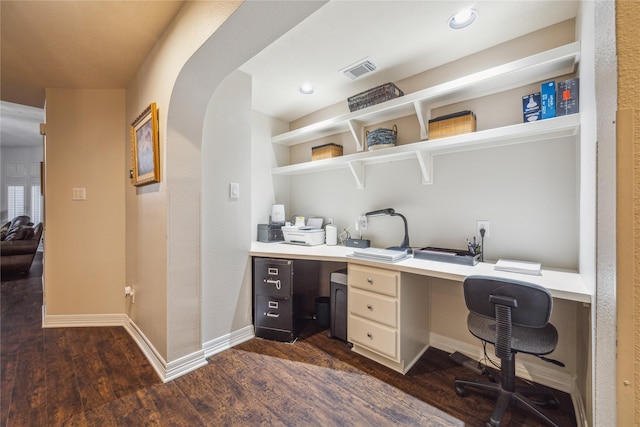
left=201, top=70, right=253, bottom=342
left=251, top=112, right=290, bottom=234
left=591, top=0, right=618, bottom=424
left=161, top=0, right=326, bottom=363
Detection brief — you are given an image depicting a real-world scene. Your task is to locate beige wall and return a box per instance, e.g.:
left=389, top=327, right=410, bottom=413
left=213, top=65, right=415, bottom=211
left=616, top=1, right=640, bottom=424
left=44, top=89, right=125, bottom=315
left=125, top=1, right=242, bottom=362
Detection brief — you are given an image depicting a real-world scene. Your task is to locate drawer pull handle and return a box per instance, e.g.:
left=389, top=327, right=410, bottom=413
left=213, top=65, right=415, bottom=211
left=367, top=332, right=373, bottom=339
left=367, top=278, right=373, bottom=284
left=367, top=304, right=373, bottom=310
left=268, top=301, right=279, bottom=309
left=265, top=278, right=281, bottom=290
left=266, top=312, right=280, bottom=318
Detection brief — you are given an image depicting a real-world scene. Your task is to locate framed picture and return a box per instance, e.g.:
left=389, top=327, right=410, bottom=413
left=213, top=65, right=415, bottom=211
left=130, top=102, right=160, bottom=186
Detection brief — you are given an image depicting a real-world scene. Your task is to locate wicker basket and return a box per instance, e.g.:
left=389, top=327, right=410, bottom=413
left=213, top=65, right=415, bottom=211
left=348, top=83, right=404, bottom=112
left=366, top=125, right=397, bottom=151
left=311, top=143, right=343, bottom=161
left=428, top=111, right=476, bottom=139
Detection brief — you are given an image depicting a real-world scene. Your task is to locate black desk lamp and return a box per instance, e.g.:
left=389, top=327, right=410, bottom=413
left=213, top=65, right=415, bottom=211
left=365, top=208, right=411, bottom=253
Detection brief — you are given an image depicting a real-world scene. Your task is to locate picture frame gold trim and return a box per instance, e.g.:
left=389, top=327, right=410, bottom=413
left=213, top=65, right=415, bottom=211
left=130, top=102, right=160, bottom=186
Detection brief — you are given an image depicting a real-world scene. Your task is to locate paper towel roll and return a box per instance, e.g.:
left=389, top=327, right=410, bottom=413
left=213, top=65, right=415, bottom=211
left=326, top=225, right=337, bottom=245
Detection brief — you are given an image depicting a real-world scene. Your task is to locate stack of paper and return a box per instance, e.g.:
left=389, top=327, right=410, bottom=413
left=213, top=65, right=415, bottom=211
left=494, top=259, right=541, bottom=276
left=352, top=247, right=408, bottom=262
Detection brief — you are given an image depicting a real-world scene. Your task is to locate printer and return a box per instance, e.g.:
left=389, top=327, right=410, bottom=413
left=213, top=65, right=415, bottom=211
left=282, top=217, right=325, bottom=246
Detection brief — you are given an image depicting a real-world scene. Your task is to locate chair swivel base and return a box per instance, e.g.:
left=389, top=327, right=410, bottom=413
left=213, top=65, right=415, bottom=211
left=454, top=375, right=561, bottom=427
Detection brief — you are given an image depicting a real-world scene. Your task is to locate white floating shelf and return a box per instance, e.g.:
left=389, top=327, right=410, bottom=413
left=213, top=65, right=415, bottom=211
left=272, top=114, right=581, bottom=188
left=271, top=42, right=580, bottom=149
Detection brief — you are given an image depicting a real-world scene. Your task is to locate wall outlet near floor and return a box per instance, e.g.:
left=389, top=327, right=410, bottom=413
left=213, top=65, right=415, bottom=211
left=476, top=220, right=490, bottom=237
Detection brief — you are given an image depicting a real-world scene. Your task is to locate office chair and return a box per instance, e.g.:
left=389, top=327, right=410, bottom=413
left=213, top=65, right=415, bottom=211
left=454, top=275, right=562, bottom=427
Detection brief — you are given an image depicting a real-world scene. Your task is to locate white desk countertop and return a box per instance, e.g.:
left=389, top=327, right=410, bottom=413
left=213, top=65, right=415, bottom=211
left=250, top=242, right=592, bottom=304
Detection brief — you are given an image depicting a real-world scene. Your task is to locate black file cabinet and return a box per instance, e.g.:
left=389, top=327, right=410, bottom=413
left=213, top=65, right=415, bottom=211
left=253, top=257, right=318, bottom=342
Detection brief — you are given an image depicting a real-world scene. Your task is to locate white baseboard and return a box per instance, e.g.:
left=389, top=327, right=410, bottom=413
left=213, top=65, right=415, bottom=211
left=202, top=325, right=255, bottom=358
left=41, top=305, right=209, bottom=383
left=42, top=305, right=127, bottom=328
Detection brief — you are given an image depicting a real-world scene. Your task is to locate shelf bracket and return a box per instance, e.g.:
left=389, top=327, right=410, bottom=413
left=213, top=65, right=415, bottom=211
left=416, top=150, right=433, bottom=185
left=348, top=160, right=365, bottom=189
left=348, top=119, right=365, bottom=152
left=414, top=100, right=431, bottom=141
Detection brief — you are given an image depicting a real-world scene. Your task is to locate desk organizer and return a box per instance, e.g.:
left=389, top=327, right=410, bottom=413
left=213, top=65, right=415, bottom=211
left=414, top=246, right=480, bottom=266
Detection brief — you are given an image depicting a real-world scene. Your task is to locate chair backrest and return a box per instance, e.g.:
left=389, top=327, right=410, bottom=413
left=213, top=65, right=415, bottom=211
left=463, top=275, right=553, bottom=328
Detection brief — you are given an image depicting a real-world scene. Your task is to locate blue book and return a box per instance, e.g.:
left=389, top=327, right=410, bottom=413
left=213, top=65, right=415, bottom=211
left=541, top=81, right=556, bottom=119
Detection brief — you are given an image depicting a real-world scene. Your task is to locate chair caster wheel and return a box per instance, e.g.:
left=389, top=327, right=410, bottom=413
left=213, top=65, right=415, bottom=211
left=455, top=384, right=467, bottom=397
left=543, top=398, right=560, bottom=409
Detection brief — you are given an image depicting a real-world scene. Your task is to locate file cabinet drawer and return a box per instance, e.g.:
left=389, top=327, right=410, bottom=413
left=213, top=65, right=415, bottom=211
left=255, top=295, right=291, bottom=331
left=349, top=288, right=397, bottom=328
left=349, top=265, right=398, bottom=297
left=254, top=258, right=292, bottom=298
left=348, top=315, right=397, bottom=360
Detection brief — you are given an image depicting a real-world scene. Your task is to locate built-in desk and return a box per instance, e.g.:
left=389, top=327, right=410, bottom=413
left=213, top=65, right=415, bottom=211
left=250, top=242, right=591, bottom=304
left=251, top=241, right=591, bottom=420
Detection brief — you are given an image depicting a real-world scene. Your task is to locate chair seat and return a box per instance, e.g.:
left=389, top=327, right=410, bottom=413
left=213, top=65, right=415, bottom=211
left=467, top=312, right=558, bottom=356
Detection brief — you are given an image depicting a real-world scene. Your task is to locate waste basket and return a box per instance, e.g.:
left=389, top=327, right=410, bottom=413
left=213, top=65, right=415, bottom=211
left=315, top=296, right=330, bottom=328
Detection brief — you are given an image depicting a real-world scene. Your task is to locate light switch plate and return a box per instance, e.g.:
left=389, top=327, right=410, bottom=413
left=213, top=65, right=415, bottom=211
left=72, top=188, right=86, bottom=201
left=229, top=182, right=239, bottom=199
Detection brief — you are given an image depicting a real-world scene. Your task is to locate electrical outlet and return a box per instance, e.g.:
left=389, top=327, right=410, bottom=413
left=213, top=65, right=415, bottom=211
left=358, top=215, right=368, bottom=231
left=476, top=220, right=490, bottom=237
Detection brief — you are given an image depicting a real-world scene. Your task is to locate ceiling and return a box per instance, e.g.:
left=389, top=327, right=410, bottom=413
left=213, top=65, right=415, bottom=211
left=1, top=0, right=185, bottom=147
left=1, top=0, right=579, bottom=148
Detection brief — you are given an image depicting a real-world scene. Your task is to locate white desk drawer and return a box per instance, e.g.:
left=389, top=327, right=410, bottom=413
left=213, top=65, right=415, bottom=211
left=349, top=288, right=397, bottom=327
left=349, top=315, right=397, bottom=360
left=349, top=265, right=398, bottom=297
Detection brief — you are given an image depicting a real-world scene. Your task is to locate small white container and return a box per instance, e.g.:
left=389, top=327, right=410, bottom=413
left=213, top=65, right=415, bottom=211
left=325, top=225, right=337, bottom=246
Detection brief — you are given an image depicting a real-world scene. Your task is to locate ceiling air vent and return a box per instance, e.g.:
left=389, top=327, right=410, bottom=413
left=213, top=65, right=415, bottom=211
left=341, top=58, right=377, bottom=80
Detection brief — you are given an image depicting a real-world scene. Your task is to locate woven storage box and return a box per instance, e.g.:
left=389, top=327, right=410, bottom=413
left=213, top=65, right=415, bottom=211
left=348, top=83, right=404, bottom=112
left=366, top=125, right=397, bottom=151
left=311, top=143, right=343, bottom=161
left=428, top=111, right=476, bottom=139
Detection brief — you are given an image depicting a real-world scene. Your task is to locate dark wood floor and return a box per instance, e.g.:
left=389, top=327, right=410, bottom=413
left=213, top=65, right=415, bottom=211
left=2, top=254, right=577, bottom=426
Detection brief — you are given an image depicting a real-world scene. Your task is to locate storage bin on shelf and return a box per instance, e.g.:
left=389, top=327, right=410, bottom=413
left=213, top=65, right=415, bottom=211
left=348, top=82, right=404, bottom=112
left=428, top=110, right=476, bottom=139
left=366, top=125, right=397, bottom=151
left=311, top=143, right=343, bottom=161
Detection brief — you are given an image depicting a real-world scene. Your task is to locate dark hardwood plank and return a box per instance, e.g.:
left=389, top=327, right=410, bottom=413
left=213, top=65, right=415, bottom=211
left=44, top=328, right=85, bottom=425
left=2, top=254, right=576, bottom=426
left=6, top=333, right=47, bottom=426
left=109, top=326, right=160, bottom=387
left=144, top=382, right=205, bottom=426
left=65, top=327, right=119, bottom=411
left=91, top=329, right=145, bottom=399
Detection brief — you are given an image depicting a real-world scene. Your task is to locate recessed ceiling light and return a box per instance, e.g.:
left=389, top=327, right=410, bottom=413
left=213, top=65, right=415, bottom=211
left=448, top=8, right=478, bottom=30
left=299, top=84, right=315, bottom=95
